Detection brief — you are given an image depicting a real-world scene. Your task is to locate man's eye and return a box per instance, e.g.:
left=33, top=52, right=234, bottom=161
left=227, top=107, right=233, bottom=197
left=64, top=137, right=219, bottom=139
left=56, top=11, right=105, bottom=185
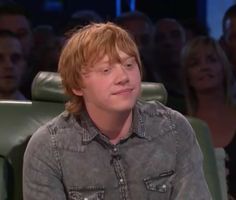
left=125, top=63, right=133, bottom=68
left=101, top=67, right=112, bottom=74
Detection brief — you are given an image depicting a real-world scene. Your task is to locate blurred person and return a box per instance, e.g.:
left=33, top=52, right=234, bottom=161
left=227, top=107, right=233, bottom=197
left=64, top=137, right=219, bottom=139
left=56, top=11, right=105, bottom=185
left=32, top=25, right=63, bottom=72
left=114, top=11, right=153, bottom=51
left=182, top=36, right=236, bottom=199
left=222, top=4, right=236, bottom=76
left=64, top=9, right=103, bottom=35
left=0, top=30, right=26, bottom=100
left=114, top=11, right=156, bottom=82
left=181, top=18, right=209, bottom=41
left=0, top=2, right=33, bottom=58
left=153, top=18, right=187, bottom=113
left=23, top=22, right=211, bottom=199
left=0, top=2, right=34, bottom=99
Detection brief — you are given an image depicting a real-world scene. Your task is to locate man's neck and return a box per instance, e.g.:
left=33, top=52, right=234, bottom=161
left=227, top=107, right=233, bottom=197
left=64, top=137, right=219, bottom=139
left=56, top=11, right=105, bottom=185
left=86, top=107, right=133, bottom=144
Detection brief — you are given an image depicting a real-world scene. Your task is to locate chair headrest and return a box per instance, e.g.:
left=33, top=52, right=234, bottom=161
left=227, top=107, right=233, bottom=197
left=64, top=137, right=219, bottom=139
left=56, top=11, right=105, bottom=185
left=140, top=82, right=167, bottom=105
left=32, top=71, right=167, bottom=104
left=31, top=71, right=68, bottom=102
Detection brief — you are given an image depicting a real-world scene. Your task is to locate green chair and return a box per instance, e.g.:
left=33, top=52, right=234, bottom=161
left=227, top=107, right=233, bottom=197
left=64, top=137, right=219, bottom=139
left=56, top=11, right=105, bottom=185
left=0, top=71, right=168, bottom=200
left=0, top=157, right=8, bottom=200
left=0, top=101, right=64, bottom=200
left=32, top=71, right=168, bottom=104
left=187, top=116, right=223, bottom=200
left=0, top=71, right=222, bottom=200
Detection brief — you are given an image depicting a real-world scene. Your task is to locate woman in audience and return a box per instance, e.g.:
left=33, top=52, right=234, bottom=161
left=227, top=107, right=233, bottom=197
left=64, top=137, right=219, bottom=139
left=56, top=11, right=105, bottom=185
left=181, top=36, right=236, bottom=199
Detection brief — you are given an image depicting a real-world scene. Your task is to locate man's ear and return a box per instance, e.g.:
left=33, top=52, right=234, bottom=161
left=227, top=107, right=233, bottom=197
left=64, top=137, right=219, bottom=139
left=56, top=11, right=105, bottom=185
left=72, top=88, right=83, bottom=96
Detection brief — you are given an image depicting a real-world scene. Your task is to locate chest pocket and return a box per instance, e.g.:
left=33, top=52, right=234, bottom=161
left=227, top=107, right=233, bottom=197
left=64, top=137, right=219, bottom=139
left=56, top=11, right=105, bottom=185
left=144, top=170, right=175, bottom=200
left=69, top=187, right=105, bottom=200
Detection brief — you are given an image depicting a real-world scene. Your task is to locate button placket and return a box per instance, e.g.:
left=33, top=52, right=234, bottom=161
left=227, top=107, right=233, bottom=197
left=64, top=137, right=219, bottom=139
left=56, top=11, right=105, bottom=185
left=110, top=146, right=130, bottom=200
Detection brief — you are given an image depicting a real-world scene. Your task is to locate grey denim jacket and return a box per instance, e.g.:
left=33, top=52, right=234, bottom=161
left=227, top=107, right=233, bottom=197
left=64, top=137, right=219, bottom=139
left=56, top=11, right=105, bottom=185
left=23, top=100, right=212, bottom=200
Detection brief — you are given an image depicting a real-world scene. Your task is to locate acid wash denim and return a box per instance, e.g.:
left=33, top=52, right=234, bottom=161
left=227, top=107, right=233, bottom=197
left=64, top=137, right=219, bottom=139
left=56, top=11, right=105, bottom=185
left=23, top=100, right=212, bottom=200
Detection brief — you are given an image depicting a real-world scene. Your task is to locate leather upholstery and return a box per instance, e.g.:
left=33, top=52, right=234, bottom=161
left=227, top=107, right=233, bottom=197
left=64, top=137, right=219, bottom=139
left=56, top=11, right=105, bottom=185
left=32, top=71, right=168, bottom=104
left=187, top=116, right=223, bottom=200
left=0, top=101, right=64, bottom=200
left=0, top=71, right=222, bottom=199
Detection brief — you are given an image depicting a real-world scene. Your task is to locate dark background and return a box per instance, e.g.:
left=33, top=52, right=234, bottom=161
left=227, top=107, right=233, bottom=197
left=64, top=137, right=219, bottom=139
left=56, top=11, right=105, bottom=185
left=16, top=0, right=206, bottom=33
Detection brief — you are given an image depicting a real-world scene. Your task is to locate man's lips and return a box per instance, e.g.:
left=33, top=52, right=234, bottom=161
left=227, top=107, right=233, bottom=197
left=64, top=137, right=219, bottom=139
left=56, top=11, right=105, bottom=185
left=112, top=88, right=133, bottom=95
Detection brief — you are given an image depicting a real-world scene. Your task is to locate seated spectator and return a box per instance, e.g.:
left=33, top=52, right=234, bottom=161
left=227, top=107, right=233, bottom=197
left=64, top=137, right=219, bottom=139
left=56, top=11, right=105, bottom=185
left=114, top=11, right=156, bottom=82
left=32, top=25, right=63, bottom=72
left=222, top=4, right=236, bottom=77
left=0, top=1, right=34, bottom=99
left=153, top=18, right=187, bottom=114
left=0, top=30, right=26, bottom=100
left=181, top=18, right=209, bottom=41
left=181, top=36, right=236, bottom=199
left=64, top=9, right=103, bottom=35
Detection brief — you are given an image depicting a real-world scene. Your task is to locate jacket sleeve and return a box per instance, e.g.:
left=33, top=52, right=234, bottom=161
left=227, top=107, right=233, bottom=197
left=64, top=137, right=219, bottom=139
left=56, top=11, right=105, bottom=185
left=170, top=110, right=212, bottom=200
left=23, top=125, right=66, bottom=200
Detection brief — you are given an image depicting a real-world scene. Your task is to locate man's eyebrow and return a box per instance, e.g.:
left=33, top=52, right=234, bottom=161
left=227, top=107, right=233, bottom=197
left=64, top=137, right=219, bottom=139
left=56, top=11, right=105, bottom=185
left=122, top=56, right=135, bottom=62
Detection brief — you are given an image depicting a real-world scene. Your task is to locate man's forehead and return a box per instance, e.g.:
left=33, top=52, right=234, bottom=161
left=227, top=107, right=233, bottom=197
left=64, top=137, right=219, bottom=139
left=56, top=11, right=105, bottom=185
left=156, top=20, right=183, bottom=33
left=96, top=51, right=132, bottom=63
left=0, top=14, right=30, bottom=30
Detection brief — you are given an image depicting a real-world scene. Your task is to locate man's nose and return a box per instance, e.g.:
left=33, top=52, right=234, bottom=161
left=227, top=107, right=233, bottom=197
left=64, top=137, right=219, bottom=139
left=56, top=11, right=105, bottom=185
left=115, top=65, right=129, bottom=84
left=4, top=58, right=14, bottom=69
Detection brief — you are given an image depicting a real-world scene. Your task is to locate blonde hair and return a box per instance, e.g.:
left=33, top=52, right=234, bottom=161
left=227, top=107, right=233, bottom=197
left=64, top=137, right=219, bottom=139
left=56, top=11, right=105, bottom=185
left=58, top=22, right=142, bottom=115
left=181, top=36, right=235, bottom=115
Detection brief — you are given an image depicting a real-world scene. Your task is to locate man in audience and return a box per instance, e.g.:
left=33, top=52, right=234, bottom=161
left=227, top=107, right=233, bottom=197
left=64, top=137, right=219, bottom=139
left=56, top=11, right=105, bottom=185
left=114, top=11, right=156, bottom=81
left=0, top=30, right=26, bottom=100
left=0, top=2, right=34, bottom=99
left=153, top=18, right=187, bottom=113
left=222, top=4, right=236, bottom=76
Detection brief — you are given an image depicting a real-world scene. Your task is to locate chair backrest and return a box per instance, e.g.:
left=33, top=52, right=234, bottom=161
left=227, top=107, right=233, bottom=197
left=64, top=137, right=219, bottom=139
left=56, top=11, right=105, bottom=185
left=0, top=101, right=64, bottom=200
left=186, top=116, right=223, bottom=200
left=0, top=71, right=224, bottom=200
left=0, top=157, right=8, bottom=200
left=0, top=71, right=168, bottom=200
left=32, top=71, right=168, bottom=104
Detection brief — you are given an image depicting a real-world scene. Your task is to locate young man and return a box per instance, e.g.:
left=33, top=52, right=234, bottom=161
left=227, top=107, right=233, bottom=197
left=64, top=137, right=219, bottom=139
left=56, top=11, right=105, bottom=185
left=0, top=30, right=26, bottom=100
left=23, top=22, right=211, bottom=199
left=0, top=2, right=35, bottom=99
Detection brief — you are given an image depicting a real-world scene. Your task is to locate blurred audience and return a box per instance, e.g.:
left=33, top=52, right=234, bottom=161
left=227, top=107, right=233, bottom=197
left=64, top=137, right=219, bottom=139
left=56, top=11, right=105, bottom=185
left=153, top=18, right=187, bottom=113
left=222, top=4, right=236, bottom=76
left=181, top=36, right=236, bottom=199
left=32, top=25, right=63, bottom=72
left=114, top=11, right=155, bottom=81
left=0, top=1, right=34, bottom=99
left=64, top=9, right=103, bottom=35
left=181, top=18, right=209, bottom=41
left=0, top=30, right=26, bottom=100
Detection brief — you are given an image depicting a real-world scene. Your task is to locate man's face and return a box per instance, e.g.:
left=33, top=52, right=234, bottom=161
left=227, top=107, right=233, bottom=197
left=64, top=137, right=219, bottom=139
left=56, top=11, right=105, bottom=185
left=73, top=50, right=141, bottom=114
left=121, top=19, right=152, bottom=49
left=224, top=17, right=236, bottom=67
left=0, top=36, right=26, bottom=95
left=154, top=19, right=185, bottom=66
left=0, top=14, right=33, bottom=57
